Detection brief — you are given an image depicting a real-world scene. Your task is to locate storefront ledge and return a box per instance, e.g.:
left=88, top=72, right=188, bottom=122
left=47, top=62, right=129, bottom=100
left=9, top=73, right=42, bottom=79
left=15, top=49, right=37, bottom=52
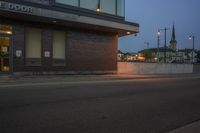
left=12, top=71, right=117, bottom=76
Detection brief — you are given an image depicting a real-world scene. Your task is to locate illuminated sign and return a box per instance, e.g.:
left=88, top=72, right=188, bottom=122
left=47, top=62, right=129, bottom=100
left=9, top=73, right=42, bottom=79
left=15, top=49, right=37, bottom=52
left=0, top=1, right=33, bottom=13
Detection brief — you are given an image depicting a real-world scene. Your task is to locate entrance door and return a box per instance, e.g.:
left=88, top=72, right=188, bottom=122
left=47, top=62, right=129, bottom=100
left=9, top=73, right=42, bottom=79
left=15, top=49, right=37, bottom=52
left=0, top=36, right=10, bottom=72
left=0, top=24, right=12, bottom=73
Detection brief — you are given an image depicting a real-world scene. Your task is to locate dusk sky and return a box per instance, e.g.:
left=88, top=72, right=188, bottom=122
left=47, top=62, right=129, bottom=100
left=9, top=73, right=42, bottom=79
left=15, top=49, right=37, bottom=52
left=119, top=0, right=200, bottom=53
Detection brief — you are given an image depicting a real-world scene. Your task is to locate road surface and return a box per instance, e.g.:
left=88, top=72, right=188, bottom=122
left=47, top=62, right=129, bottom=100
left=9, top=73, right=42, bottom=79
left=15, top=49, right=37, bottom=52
left=0, top=75, right=200, bottom=133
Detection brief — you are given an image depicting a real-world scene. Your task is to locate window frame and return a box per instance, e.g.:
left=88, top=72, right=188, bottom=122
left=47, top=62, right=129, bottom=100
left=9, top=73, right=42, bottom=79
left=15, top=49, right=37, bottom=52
left=52, top=30, right=66, bottom=66
left=25, top=27, right=42, bottom=66
left=53, top=0, right=125, bottom=17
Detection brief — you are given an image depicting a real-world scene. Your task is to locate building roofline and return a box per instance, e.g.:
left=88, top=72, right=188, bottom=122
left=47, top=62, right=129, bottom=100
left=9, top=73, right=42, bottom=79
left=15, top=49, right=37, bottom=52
left=1, top=0, right=139, bottom=27
left=0, top=0, right=139, bottom=36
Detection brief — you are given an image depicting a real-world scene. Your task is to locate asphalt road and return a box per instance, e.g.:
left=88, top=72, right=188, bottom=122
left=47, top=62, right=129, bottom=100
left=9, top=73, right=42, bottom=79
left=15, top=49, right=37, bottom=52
left=0, top=76, right=200, bottom=133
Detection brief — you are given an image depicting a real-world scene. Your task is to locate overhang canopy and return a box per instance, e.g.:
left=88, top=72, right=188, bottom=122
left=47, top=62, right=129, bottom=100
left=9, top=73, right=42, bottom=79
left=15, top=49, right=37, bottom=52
left=0, top=1, right=139, bottom=36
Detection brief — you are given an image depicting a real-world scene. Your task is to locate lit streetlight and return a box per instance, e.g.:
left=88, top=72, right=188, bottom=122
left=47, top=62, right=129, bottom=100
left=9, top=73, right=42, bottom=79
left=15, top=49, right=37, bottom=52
left=96, top=0, right=100, bottom=12
left=158, top=28, right=169, bottom=63
left=189, top=35, right=195, bottom=63
left=157, top=30, right=161, bottom=62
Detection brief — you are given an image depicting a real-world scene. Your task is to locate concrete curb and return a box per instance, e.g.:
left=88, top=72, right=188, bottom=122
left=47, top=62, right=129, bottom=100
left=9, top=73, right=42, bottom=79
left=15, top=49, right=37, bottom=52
left=1, top=73, right=200, bottom=84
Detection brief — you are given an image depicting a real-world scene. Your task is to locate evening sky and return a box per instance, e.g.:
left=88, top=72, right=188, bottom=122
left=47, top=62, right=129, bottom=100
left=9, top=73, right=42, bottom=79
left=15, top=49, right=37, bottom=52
left=119, top=0, right=200, bottom=52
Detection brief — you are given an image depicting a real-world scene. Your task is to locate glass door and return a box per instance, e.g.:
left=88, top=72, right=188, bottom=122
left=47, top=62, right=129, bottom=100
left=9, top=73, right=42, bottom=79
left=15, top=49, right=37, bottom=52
left=0, top=24, right=12, bottom=73
left=0, top=36, right=10, bottom=72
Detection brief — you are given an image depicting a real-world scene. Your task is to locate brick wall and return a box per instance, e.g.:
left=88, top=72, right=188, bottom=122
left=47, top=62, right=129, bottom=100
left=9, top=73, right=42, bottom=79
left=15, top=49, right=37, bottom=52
left=12, top=25, right=25, bottom=72
left=66, top=30, right=118, bottom=71
left=12, top=25, right=118, bottom=73
left=41, top=29, right=53, bottom=68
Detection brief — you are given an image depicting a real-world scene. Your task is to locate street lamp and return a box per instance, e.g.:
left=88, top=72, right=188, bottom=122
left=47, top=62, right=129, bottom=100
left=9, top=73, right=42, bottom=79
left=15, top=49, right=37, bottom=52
left=158, top=28, right=169, bottom=63
left=189, top=35, right=195, bottom=63
left=96, top=0, right=100, bottom=12
left=157, top=30, right=161, bottom=62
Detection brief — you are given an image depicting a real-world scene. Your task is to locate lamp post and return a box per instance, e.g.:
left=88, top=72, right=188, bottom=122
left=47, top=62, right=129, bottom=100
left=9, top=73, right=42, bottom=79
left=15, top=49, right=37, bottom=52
left=189, top=35, right=195, bottom=63
left=96, top=0, right=100, bottom=12
left=157, top=30, right=161, bottom=62
left=158, top=28, right=169, bottom=63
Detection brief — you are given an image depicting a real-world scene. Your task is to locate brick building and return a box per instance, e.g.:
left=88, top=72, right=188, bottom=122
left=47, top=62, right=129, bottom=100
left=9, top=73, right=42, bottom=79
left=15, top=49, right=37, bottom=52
left=0, top=0, right=139, bottom=75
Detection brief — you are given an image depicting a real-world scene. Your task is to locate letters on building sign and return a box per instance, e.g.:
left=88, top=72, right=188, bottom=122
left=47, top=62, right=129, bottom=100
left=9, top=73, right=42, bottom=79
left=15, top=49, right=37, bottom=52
left=0, top=1, right=33, bottom=13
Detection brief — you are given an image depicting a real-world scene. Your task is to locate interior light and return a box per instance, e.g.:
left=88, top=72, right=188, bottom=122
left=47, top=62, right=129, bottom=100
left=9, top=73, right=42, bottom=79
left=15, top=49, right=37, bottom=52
left=52, top=20, right=57, bottom=23
left=6, top=31, right=12, bottom=34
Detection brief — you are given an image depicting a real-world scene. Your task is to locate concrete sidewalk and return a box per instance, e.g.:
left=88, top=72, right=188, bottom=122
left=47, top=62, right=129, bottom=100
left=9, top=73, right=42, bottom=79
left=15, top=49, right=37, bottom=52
left=0, top=73, right=199, bottom=82
left=167, top=120, right=200, bottom=133
left=0, top=73, right=200, bottom=84
left=0, top=73, right=200, bottom=89
left=0, top=74, right=167, bottom=87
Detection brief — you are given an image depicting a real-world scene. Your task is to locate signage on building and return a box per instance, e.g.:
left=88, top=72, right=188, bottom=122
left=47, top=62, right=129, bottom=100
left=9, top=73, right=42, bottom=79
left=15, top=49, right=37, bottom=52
left=0, top=1, right=33, bottom=14
left=16, top=50, right=22, bottom=57
left=44, top=51, right=50, bottom=58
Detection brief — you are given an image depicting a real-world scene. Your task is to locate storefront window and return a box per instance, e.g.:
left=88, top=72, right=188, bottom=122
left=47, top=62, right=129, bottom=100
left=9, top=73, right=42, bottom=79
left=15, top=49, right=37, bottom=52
left=0, top=24, right=12, bottom=35
left=0, top=37, right=10, bottom=72
left=25, top=27, right=41, bottom=58
left=80, top=0, right=98, bottom=11
left=53, top=31, right=66, bottom=65
left=117, top=0, right=125, bottom=17
left=55, top=0, right=125, bottom=17
left=56, top=0, right=79, bottom=7
left=100, top=0, right=116, bottom=15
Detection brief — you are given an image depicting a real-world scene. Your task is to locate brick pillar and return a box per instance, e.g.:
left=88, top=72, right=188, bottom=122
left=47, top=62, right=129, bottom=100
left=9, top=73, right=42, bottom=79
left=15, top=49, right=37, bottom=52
left=41, top=29, right=53, bottom=69
left=12, top=25, right=25, bottom=72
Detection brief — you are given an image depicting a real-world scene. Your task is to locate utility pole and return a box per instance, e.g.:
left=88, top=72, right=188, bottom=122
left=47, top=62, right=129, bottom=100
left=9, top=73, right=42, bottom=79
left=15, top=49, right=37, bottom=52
left=157, top=30, right=161, bottom=62
left=164, top=28, right=167, bottom=63
left=189, top=35, right=195, bottom=63
left=159, top=28, right=169, bottom=63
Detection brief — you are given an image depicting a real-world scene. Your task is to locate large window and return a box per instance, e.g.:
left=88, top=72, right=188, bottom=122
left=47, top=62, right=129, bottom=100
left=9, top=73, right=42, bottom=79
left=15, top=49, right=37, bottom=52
left=100, top=0, right=116, bottom=15
left=55, top=0, right=125, bottom=17
left=56, top=0, right=79, bottom=7
left=117, top=0, right=125, bottom=17
left=25, top=27, right=41, bottom=58
left=53, top=31, right=66, bottom=65
left=80, top=0, right=98, bottom=11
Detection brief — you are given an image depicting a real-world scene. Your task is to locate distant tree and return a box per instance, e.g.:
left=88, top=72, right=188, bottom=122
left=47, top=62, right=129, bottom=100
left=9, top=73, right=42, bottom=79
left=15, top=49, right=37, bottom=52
left=142, top=49, right=154, bottom=62
left=118, top=50, right=123, bottom=54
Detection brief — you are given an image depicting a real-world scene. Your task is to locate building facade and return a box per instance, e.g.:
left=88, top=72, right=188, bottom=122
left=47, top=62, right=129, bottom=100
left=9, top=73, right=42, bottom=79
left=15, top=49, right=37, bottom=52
left=0, top=0, right=139, bottom=75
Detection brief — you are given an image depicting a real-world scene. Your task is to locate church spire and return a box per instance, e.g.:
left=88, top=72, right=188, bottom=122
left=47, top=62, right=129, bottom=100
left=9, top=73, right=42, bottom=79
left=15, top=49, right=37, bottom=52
left=169, top=23, right=177, bottom=51
left=171, top=23, right=176, bottom=41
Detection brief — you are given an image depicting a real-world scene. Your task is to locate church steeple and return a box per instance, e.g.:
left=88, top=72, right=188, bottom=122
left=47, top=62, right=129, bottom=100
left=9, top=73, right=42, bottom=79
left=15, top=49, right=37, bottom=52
left=171, top=23, right=176, bottom=41
left=169, top=23, right=177, bottom=51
